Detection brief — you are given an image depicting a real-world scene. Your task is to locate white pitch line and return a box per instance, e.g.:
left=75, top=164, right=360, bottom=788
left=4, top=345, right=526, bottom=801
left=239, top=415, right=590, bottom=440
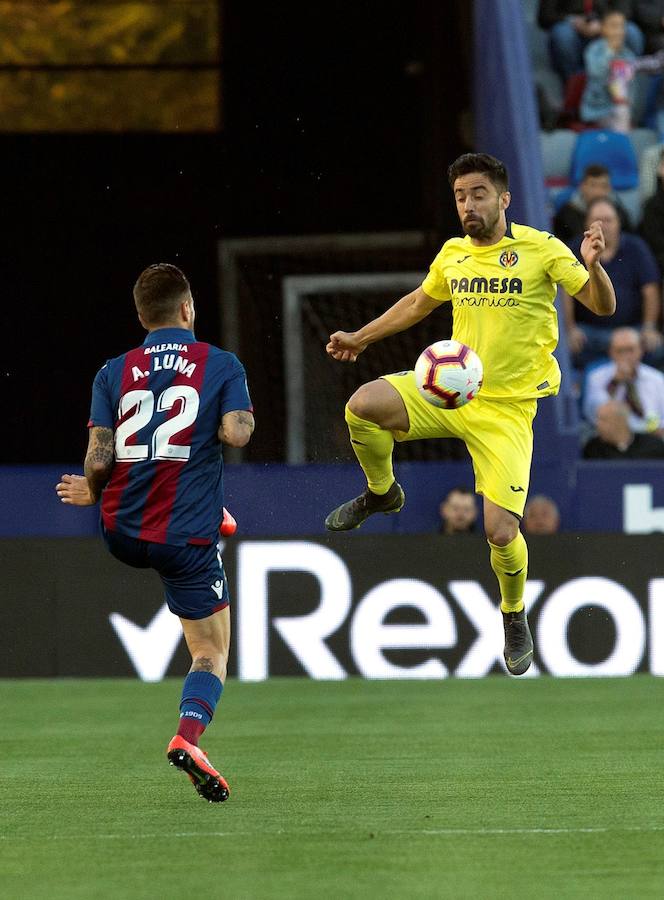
left=2, top=824, right=663, bottom=841
left=413, top=825, right=664, bottom=836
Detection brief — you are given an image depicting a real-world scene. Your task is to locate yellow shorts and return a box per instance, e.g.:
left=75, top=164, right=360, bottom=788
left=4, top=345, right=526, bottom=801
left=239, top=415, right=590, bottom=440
left=382, top=371, right=537, bottom=517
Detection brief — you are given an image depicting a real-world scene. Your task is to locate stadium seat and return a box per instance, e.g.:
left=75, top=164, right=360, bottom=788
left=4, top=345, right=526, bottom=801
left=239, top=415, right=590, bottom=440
left=540, top=129, right=576, bottom=183
left=525, top=16, right=564, bottom=131
left=527, top=22, right=551, bottom=71
left=631, top=72, right=654, bottom=129
left=552, top=184, right=575, bottom=212
left=630, top=127, right=659, bottom=162
left=639, top=141, right=663, bottom=202
left=614, top=187, right=642, bottom=228
left=535, top=67, right=564, bottom=129
left=570, top=130, right=639, bottom=189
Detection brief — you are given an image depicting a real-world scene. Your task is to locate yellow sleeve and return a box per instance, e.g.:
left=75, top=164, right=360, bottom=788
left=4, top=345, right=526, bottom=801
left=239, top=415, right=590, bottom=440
left=542, top=233, right=589, bottom=297
left=421, top=251, right=452, bottom=302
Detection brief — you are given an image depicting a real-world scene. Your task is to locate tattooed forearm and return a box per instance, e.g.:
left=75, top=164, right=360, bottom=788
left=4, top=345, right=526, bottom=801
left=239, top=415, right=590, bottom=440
left=85, top=427, right=114, bottom=470
left=84, top=426, right=115, bottom=502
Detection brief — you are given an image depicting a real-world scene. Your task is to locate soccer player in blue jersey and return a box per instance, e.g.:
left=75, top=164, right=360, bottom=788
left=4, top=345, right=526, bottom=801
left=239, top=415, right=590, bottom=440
left=56, top=264, right=254, bottom=802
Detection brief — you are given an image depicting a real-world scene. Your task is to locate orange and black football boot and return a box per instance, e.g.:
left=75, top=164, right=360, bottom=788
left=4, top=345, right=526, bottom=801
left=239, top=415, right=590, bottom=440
left=167, top=735, right=230, bottom=803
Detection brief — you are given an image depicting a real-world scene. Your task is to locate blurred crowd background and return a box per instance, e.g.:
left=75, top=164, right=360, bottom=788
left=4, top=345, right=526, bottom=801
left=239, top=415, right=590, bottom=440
left=533, top=1, right=664, bottom=461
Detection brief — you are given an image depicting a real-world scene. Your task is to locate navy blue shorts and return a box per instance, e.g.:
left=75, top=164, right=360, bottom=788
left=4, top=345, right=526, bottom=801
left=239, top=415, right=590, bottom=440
left=102, top=527, right=230, bottom=620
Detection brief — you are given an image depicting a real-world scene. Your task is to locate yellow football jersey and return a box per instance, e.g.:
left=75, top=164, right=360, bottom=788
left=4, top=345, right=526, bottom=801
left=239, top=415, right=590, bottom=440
left=421, top=222, right=590, bottom=400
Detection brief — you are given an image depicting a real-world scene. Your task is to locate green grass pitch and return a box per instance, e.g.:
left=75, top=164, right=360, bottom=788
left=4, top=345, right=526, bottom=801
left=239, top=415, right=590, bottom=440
left=2, top=676, right=663, bottom=899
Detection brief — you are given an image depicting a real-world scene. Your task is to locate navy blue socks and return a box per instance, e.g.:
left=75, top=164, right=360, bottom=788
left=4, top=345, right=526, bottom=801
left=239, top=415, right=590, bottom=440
left=177, top=670, right=223, bottom=745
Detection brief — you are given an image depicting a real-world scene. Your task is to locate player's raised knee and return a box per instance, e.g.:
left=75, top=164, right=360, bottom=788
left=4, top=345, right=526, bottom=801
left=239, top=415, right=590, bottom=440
left=346, top=382, right=381, bottom=421
left=346, top=379, right=404, bottom=429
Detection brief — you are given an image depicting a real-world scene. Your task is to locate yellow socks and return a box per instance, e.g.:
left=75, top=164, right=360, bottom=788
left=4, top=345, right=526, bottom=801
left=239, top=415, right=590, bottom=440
left=344, top=405, right=395, bottom=494
left=489, top=531, right=528, bottom=614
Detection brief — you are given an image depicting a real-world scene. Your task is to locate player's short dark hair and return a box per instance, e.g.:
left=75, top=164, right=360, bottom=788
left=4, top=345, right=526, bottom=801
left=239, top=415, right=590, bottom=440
left=582, top=164, right=610, bottom=180
left=133, top=263, right=191, bottom=325
left=447, top=153, right=509, bottom=193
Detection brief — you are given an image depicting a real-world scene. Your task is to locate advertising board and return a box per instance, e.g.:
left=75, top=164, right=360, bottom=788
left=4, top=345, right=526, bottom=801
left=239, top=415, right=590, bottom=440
left=2, top=535, right=662, bottom=680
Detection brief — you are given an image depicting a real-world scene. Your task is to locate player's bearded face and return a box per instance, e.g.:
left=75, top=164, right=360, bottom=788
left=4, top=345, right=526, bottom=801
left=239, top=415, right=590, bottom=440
left=459, top=192, right=502, bottom=239
left=461, top=200, right=500, bottom=238
left=454, top=175, right=508, bottom=241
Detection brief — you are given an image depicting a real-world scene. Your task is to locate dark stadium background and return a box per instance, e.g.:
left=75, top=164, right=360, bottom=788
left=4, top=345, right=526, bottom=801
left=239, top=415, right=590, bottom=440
left=1, top=0, right=470, bottom=464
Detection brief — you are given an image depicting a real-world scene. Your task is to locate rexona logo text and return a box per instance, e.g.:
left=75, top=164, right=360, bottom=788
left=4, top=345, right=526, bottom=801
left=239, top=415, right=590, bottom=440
left=110, top=540, right=664, bottom=682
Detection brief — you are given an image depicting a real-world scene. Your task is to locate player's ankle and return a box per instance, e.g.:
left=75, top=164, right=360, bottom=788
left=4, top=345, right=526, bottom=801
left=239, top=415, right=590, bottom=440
left=500, top=599, right=525, bottom=614
left=177, top=720, right=205, bottom=746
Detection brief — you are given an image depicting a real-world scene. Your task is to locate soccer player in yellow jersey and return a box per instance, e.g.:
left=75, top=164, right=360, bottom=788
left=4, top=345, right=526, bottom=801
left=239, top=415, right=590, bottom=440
left=324, top=153, right=616, bottom=675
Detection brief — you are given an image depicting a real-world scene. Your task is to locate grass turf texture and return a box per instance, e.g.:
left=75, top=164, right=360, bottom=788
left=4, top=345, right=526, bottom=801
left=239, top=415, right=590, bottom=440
left=1, top=677, right=663, bottom=900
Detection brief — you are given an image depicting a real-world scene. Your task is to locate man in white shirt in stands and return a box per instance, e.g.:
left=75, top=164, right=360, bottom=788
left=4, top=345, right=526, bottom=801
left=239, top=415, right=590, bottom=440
left=583, top=326, right=664, bottom=434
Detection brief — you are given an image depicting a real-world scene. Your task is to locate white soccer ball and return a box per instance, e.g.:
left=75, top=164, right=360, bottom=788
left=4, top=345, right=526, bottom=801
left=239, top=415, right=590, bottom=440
left=414, top=340, right=483, bottom=409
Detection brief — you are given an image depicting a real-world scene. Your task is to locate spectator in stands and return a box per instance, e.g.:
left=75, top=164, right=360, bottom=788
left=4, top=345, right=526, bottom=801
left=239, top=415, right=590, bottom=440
left=564, top=197, right=664, bottom=367
left=580, top=9, right=637, bottom=131
left=633, top=1, right=664, bottom=52
left=583, top=326, right=664, bottom=432
left=640, top=146, right=664, bottom=269
left=438, top=486, right=478, bottom=535
left=523, top=495, right=561, bottom=534
left=583, top=399, right=664, bottom=455
left=539, top=1, right=644, bottom=83
left=554, top=164, right=631, bottom=243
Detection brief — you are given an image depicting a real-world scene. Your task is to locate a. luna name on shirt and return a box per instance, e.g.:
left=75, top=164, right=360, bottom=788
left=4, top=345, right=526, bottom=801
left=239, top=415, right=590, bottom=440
left=131, top=354, right=197, bottom=381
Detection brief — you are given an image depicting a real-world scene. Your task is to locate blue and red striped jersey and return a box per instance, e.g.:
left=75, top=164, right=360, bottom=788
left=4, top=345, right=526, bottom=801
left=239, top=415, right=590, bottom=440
left=88, top=327, right=252, bottom=546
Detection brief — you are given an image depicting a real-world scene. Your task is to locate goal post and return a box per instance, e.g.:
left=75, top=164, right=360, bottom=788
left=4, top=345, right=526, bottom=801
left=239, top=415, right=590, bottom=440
left=283, top=272, right=424, bottom=463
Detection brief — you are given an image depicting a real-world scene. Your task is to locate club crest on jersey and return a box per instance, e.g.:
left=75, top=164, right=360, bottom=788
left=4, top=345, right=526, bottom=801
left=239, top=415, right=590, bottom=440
left=499, top=249, right=518, bottom=268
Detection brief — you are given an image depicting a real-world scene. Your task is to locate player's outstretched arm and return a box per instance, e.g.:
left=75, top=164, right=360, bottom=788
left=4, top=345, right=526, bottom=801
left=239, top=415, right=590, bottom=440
left=576, top=220, right=617, bottom=317
left=326, top=287, right=440, bottom=362
left=219, top=409, right=255, bottom=447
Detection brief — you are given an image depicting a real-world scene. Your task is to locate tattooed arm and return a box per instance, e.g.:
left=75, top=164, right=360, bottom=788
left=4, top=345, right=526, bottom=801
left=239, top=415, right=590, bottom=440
left=56, top=426, right=115, bottom=506
left=218, top=410, right=255, bottom=448
left=84, top=426, right=115, bottom=502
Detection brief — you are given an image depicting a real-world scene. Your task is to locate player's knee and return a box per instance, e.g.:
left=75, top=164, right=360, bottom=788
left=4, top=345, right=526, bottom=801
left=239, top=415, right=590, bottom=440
left=346, top=383, right=383, bottom=423
left=485, top=519, right=519, bottom=547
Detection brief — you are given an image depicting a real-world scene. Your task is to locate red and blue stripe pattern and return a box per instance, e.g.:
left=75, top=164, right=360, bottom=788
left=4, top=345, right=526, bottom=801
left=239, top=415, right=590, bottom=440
left=88, top=327, right=251, bottom=547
